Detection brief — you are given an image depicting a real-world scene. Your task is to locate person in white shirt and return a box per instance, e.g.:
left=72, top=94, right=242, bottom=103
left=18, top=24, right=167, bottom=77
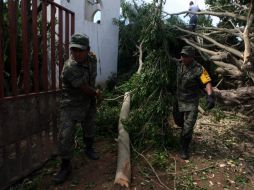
left=184, top=1, right=201, bottom=31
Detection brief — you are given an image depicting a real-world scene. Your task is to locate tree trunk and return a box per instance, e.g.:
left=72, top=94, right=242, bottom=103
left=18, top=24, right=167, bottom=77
left=243, top=0, right=254, bottom=66
left=213, top=87, right=254, bottom=108
left=213, top=61, right=243, bottom=78
left=113, top=92, right=131, bottom=190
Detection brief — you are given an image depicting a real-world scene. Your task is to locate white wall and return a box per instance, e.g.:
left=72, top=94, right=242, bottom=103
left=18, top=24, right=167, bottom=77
left=55, top=0, right=120, bottom=85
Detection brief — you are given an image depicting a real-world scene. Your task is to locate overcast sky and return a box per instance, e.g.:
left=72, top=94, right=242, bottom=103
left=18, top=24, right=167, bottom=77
left=142, top=0, right=218, bottom=25
left=141, top=0, right=206, bottom=12
left=164, top=0, right=206, bottom=23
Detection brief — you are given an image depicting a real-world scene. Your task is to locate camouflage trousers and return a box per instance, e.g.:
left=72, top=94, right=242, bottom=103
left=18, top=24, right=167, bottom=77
left=57, top=99, right=96, bottom=160
left=172, top=103, right=198, bottom=139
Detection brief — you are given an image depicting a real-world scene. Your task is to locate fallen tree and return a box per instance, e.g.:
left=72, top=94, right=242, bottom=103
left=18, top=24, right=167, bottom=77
left=113, top=0, right=254, bottom=150
left=114, top=0, right=177, bottom=148
left=165, top=0, right=254, bottom=108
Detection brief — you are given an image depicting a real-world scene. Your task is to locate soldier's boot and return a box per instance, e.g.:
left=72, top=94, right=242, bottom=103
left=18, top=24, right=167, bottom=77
left=84, top=137, right=99, bottom=160
left=180, top=137, right=191, bottom=160
left=52, top=159, right=72, bottom=184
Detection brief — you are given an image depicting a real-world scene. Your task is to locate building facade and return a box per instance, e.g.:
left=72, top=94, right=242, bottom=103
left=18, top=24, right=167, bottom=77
left=55, top=0, right=120, bottom=84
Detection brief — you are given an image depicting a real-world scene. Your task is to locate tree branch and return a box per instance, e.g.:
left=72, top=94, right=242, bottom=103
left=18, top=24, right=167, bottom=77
left=175, top=26, right=243, bottom=59
left=136, top=40, right=144, bottom=74
left=228, top=19, right=242, bottom=35
left=210, top=52, right=230, bottom=61
left=198, top=26, right=243, bottom=38
left=132, top=144, right=171, bottom=190
left=243, top=1, right=254, bottom=66
left=179, top=37, right=243, bottom=78
left=213, top=61, right=243, bottom=77
left=180, top=37, right=217, bottom=55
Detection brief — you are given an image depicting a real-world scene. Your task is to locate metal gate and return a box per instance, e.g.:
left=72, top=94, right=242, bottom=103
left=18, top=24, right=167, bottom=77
left=0, top=0, right=74, bottom=189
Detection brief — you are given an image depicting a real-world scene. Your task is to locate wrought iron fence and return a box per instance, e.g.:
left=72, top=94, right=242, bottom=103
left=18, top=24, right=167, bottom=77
left=0, top=0, right=75, bottom=188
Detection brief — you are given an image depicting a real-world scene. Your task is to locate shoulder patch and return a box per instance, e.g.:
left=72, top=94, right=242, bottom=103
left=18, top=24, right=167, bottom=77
left=200, top=66, right=211, bottom=84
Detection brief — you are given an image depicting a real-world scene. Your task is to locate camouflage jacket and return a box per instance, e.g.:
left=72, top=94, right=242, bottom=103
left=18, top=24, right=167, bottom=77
left=60, top=52, right=97, bottom=120
left=176, top=60, right=211, bottom=112
left=88, top=52, right=97, bottom=88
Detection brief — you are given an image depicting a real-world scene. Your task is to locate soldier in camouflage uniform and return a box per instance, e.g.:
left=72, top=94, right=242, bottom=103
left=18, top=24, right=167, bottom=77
left=53, top=33, right=101, bottom=184
left=173, top=46, right=215, bottom=160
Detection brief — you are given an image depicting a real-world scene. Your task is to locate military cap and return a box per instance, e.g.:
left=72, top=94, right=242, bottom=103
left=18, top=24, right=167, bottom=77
left=181, top=46, right=195, bottom=57
left=70, top=33, right=89, bottom=50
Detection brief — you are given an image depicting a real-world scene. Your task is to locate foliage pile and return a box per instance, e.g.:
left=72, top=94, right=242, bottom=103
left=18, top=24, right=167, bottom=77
left=113, top=0, right=181, bottom=148
left=109, top=0, right=213, bottom=148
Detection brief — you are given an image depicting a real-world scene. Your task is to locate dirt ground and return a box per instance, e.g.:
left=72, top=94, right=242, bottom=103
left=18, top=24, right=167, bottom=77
left=13, top=110, right=254, bottom=190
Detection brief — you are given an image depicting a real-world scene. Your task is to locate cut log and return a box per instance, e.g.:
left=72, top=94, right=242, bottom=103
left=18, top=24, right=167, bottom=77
left=114, top=40, right=144, bottom=189
left=113, top=92, right=131, bottom=190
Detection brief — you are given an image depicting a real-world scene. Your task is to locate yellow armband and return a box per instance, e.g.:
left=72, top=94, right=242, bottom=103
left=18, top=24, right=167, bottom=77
left=200, top=67, right=211, bottom=84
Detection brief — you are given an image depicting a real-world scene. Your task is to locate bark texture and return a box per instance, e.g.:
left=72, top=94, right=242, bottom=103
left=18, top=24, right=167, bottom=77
left=113, top=92, right=131, bottom=190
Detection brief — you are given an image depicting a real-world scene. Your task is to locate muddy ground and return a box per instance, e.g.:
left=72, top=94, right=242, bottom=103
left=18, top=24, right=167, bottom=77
left=12, top=110, right=254, bottom=190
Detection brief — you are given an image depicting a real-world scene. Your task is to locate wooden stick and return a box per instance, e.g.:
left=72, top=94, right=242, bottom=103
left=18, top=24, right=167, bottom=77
left=198, top=106, right=206, bottom=115
left=173, top=157, right=177, bottom=190
left=104, top=90, right=136, bottom=102
left=137, top=40, right=144, bottom=74
left=131, top=144, right=171, bottom=190
left=199, top=122, right=226, bottom=127
left=185, top=165, right=215, bottom=175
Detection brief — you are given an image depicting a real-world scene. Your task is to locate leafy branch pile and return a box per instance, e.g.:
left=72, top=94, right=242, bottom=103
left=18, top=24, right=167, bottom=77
left=113, top=0, right=183, bottom=148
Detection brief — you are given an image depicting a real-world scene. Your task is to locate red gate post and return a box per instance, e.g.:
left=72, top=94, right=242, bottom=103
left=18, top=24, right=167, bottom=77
left=65, top=12, right=69, bottom=60
left=8, top=0, right=17, bottom=96
left=58, top=9, right=63, bottom=88
left=21, top=0, right=29, bottom=94
left=42, top=0, right=48, bottom=91
left=71, top=13, right=74, bottom=35
left=32, top=0, right=39, bottom=93
left=51, top=4, right=56, bottom=90
left=0, top=0, right=4, bottom=98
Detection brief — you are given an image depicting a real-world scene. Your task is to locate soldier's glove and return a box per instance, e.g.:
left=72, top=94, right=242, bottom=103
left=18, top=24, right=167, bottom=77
left=206, top=94, right=215, bottom=110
